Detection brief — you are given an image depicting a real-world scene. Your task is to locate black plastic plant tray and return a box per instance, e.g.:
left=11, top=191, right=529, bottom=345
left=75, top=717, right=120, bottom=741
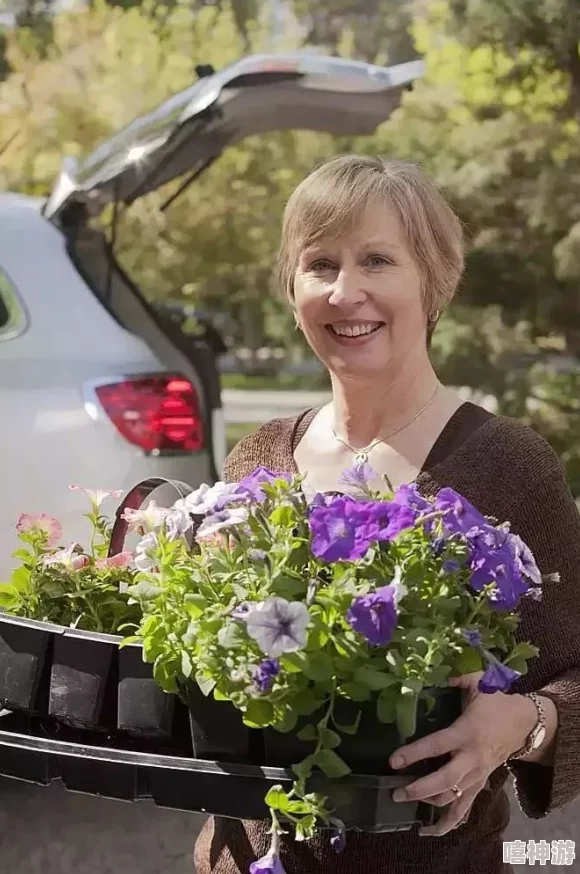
left=0, top=711, right=436, bottom=832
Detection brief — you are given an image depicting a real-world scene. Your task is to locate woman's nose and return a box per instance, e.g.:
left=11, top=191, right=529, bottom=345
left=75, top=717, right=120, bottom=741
left=327, top=268, right=366, bottom=306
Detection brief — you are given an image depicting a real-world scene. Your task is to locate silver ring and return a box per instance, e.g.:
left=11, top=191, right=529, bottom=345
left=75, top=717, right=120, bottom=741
left=451, top=784, right=463, bottom=799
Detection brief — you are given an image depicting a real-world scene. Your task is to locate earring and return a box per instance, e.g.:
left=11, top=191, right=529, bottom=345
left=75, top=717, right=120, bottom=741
left=294, top=317, right=301, bottom=330
left=429, top=309, right=440, bottom=322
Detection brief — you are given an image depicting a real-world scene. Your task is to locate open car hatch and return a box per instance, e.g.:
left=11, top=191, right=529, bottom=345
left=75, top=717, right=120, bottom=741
left=44, top=52, right=424, bottom=221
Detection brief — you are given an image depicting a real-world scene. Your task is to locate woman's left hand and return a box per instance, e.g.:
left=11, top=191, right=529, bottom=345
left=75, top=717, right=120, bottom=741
left=389, top=672, right=539, bottom=836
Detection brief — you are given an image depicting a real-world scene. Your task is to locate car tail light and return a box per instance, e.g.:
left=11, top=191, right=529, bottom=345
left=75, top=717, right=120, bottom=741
left=94, top=375, right=204, bottom=453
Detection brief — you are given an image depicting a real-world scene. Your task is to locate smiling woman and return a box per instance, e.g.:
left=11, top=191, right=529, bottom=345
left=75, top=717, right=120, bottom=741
left=193, top=155, right=580, bottom=874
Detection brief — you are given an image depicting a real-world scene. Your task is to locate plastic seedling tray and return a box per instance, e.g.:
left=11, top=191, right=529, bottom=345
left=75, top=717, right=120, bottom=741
left=0, top=711, right=437, bottom=833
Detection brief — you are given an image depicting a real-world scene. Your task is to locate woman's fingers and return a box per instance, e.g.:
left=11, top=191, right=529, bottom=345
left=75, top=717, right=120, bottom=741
left=392, top=752, right=474, bottom=804
left=418, top=785, right=480, bottom=837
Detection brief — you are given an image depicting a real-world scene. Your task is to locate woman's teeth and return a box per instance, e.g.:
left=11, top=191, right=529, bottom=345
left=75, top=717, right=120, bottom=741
left=329, top=322, right=382, bottom=338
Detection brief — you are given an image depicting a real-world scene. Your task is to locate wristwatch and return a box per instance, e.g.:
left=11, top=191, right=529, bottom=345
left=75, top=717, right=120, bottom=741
left=508, top=692, right=547, bottom=761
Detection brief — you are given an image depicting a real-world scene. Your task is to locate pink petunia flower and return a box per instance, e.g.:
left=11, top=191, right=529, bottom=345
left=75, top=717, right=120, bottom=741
left=16, top=513, right=63, bottom=548
left=95, top=551, right=134, bottom=570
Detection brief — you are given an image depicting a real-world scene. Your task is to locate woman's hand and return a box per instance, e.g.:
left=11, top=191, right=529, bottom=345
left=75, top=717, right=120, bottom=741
left=388, top=672, right=549, bottom=836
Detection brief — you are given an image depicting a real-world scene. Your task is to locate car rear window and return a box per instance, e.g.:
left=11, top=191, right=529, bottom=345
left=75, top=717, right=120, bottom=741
left=0, top=266, right=27, bottom=340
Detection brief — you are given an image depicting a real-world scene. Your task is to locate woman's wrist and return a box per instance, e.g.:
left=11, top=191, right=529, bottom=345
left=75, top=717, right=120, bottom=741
left=509, top=693, right=558, bottom=764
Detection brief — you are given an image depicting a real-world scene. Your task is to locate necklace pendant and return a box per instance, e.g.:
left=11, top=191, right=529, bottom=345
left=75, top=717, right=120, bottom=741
left=354, top=451, right=369, bottom=465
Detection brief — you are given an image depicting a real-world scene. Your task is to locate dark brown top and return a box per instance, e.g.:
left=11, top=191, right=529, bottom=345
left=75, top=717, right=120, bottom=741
left=194, top=402, right=580, bottom=874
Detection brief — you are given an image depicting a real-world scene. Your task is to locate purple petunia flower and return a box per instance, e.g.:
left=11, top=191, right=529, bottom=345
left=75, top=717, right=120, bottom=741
left=468, top=533, right=529, bottom=611
left=308, top=495, right=416, bottom=563
left=252, top=658, right=280, bottom=693
left=462, top=629, right=482, bottom=647
left=249, top=847, right=286, bottom=874
left=346, top=583, right=401, bottom=646
left=330, top=825, right=346, bottom=853
left=434, top=488, right=488, bottom=537
left=233, top=467, right=292, bottom=504
left=478, top=658, right=521, bottom=694
left=339, top=462, right=377, bottom=492
left=394, top=482, right=432, bottom=515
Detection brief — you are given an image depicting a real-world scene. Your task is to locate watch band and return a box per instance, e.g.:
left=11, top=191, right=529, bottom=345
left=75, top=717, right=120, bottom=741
left=508, top=692, right=547, bottom=761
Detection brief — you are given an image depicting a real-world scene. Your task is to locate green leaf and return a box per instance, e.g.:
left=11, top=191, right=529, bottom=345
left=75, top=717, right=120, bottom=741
left=265, top=785, right=289, bottom=810
left=340, top=682, right=371, bottom=702
left=272, top=709, right=298, bottom=733
left=293, top=688, right=324, bottom=716
left=180, top=651, right=193, bottom=678
left=297, top=723, right=317, bottom=742
left=396, top=690, right=418, bottom=739
left=354, top=666, right=397, bottom=690
left=401, top=677, right=423, bottom=694
left=507, top=642, right=540, bottom=662
left=292, top=755, right=315, bottom=782
left=244, top=698, right=274, bottom=727
left=294, top=814, right=316, bottom=841
left=281, top=652, right=307, bottom=673
left=270, top=505, right=294, bottom=527
left=453, top=647, right=483, bottom=675
left=312, top=749, right=351, bottom=779
left=318, top=727, right=341, bottom=749
left=332, top=710, right=361, bottom=736
left=126, top=581, right=163, bottom=600
left=183, top=593, right=207, bottom=618
left=386, top=649, right=403, bottom=668
left=303, top=652, right=334, bottom=682
left=376, top=689, right=397, bottom=724
left=217, top=623, right=244, bottom=649
left=195, top=672, right=216, bottom=697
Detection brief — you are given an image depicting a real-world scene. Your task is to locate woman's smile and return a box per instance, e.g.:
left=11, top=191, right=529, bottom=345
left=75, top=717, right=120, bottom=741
left=326, top=319, right=385, bottom=345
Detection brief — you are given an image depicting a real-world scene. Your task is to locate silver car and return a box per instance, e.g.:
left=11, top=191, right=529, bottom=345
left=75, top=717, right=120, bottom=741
left=0, top=52, right=423, bottom=578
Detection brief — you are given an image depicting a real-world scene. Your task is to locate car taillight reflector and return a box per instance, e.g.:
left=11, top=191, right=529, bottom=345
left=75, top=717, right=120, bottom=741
left=94, top=375, right=204, bottom=453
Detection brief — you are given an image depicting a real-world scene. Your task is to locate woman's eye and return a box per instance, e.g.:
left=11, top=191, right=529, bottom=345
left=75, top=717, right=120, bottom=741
left=309, top=259, right=334, bottom=272
left=367, top=255, right=391, bottom=267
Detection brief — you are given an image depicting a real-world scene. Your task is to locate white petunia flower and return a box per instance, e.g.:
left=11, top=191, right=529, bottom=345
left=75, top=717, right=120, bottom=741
left=243, top=597, right=310, bottom=658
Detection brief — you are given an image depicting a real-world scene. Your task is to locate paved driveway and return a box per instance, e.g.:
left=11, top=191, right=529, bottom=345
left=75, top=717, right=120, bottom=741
left=1, top=778, right=578, bottom=872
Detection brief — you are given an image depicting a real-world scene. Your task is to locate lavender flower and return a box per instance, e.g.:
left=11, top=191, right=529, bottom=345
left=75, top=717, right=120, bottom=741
left=252, top=658, right=280, bottom=692
left=133, top=532, right=159, bottom=572
left=244, top=597, right=310, bottom=657
left=182, top=482, right=239, bottom=515
left=339, top=462, right=377, bottom=492
left=165, top=506, right=193, bottom=541
left=346, top=583, right=402, bottom=646
left=233, top=467, right=293, bottom=504
left=478, top=658, right=521, bottom=693
left=434, top=488, right=487, bottom=536
left=196, top=507, right=249, bottom=539
left=249, top=848, right=286, bottom=874
left=506, top=532, right=542, bottom=587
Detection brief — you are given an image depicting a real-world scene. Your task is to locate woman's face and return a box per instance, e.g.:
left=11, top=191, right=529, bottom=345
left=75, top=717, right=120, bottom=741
left=293, top=202, right=428, bottom=381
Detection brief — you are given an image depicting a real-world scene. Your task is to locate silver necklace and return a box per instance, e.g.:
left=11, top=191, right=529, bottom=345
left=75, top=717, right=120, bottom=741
left=332, top=384, right=440, bottom=464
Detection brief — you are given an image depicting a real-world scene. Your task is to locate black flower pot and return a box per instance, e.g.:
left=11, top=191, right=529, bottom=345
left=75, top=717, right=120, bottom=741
left=59, top=756, right=146, bottom=801
left=0, top=615, right=62, bottom=714
left=264, top=687, right=463, bottom=777
left=117, top=644, right=176, bottom=739
left=186, top=681, right=263, bottom=763
left=49, top=629, right=118, bottom=730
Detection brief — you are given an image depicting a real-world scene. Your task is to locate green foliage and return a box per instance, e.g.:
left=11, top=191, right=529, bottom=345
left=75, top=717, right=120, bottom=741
left=132, top=470, right=537, bottom=845
left=0, top=492, right=140, bottom=633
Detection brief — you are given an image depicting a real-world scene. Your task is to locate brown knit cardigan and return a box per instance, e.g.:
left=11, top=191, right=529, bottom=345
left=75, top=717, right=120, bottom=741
left=194, top=402, right=580, bottom=874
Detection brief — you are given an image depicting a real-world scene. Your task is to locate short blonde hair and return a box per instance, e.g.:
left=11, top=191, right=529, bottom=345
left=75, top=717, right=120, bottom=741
left=278, top=154, right=465, bottom=316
